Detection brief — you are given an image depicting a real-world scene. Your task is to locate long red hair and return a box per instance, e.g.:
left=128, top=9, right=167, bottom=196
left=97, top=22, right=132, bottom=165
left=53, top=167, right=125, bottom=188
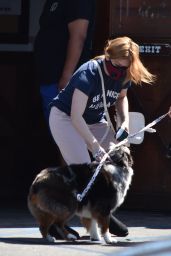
left=95, top=36, right=156, bottom=85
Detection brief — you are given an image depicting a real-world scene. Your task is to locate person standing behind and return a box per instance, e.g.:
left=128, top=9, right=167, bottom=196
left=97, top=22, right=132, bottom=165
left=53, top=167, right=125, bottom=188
left=34, top=0, right=96, bottom=121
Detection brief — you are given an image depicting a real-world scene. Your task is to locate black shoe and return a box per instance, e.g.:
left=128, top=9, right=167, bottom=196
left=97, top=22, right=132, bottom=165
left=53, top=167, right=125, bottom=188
left=109, top=215, right=129, bottom=237
left=48, top=224, right=80, bottom=240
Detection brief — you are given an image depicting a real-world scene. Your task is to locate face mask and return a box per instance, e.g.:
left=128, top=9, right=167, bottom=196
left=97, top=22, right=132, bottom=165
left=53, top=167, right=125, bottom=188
left=105, top=59, right=127, bottom=80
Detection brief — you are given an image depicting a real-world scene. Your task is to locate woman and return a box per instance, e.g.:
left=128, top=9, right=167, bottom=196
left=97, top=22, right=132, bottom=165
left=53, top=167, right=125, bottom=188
left=49, top=36, right=155, bottom=164
left=48, top=36, right=156, bottom=239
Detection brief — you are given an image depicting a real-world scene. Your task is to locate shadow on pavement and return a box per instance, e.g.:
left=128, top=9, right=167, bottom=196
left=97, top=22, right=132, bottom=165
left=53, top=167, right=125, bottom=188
left=0, top=236, right=146, bottom=247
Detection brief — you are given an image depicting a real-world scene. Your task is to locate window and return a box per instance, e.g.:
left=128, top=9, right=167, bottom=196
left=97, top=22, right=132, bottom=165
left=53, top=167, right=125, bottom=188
left=0, top=0, right=29, bottom=43
left=110, top=0, right=171, bottom=39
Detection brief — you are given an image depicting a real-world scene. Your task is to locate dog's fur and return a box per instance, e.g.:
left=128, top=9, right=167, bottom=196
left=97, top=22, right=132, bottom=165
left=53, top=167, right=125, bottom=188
left=28, top=143, right=133, bottom=244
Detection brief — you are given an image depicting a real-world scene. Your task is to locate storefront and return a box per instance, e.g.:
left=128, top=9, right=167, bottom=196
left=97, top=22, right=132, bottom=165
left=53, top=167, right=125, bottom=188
left=0, top=0, right=171, bottom=210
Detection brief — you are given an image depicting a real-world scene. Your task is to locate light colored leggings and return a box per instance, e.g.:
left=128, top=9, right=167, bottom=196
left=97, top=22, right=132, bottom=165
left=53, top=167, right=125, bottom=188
left=49, top=106, right=115, bottom=165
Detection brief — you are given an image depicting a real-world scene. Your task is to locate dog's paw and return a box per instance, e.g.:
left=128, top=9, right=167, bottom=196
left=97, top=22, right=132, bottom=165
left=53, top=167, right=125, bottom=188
left=103, top=232, right=117, bottom=244
left=90, top=233, right=101, bottom=242
left=90, top=237, right=101, bottom=242
left=67, top=233, right=78, bottom=241
left=90, top=229, right=101, bottom=241
left=44, top=234, right=55, bottom=243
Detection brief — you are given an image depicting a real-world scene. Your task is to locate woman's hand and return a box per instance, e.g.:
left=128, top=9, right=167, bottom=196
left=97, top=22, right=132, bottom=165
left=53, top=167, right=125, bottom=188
left=93, top=146, right=107, bottom=162
left=115, top=122, right=129, bottom=142
left=91, top=141, right=107, bottom=162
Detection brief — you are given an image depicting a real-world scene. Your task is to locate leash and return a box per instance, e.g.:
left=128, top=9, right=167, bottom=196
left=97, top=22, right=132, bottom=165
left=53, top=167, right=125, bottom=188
left=76, top=151, right=112, bottom=202
left=128, top=111, right=169, bottom=139
left=76, top=111, right=170, bottom=202
left=93, top=60, right=115, bottom=145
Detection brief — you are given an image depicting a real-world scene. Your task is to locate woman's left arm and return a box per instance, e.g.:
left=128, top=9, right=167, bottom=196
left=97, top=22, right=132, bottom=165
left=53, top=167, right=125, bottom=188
left=115, top=89, right=129, bottom=131
left=71, top=88, right=105, bottom=156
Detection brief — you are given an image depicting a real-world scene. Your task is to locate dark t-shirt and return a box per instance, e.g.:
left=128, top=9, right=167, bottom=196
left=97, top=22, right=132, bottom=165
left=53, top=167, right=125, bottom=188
left=52, top=59, right=131, bottom=124
left=34, top=0, right=95, bottom=85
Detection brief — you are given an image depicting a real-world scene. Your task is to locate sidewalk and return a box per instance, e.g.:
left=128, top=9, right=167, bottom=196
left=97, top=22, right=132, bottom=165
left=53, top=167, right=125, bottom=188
left=0, top=202, right=171, bottom=256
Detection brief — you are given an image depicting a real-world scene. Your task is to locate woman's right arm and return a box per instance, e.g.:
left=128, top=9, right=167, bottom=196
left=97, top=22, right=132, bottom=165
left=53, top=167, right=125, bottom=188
left=70, top=88, right=103, bottom=155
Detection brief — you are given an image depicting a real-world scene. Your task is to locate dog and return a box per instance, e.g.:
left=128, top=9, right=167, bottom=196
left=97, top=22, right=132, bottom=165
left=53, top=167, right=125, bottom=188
left=28, top=143, right=133, bottom=244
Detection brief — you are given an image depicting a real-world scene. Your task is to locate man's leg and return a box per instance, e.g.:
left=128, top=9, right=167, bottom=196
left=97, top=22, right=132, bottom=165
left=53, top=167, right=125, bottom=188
left=48, top=225, right=80, bottom=240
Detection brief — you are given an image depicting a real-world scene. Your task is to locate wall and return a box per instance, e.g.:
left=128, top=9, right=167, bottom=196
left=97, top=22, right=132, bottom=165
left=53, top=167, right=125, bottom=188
left=0, top=0, right=45, bottom=52
left=108, top=0, right=171, bottom=211
left=0, top=0, right=60, bottom=202
left=92, top=0, right=171, bottom=210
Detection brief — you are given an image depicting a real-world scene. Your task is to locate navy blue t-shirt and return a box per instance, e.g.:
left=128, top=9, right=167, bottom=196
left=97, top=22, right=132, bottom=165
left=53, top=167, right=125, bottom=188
left=52, top=59, right=131, bottom=124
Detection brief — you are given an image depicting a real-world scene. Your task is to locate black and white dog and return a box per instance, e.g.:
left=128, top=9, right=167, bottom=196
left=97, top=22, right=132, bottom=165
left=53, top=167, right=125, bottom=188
left=28, top=143, right=133, bottom=244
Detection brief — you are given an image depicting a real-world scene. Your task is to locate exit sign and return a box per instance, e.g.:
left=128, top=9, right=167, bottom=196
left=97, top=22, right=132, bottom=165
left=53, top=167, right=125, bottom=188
left=139, top=43, right=171, bottom=56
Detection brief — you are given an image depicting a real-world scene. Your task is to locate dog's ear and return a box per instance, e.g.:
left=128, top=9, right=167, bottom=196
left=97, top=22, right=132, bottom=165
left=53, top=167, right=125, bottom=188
left=109, top=146, right=122, bottom=163
left=121, top=146, right=133, bottom=168
left=109, top=145, right=133, bottom=168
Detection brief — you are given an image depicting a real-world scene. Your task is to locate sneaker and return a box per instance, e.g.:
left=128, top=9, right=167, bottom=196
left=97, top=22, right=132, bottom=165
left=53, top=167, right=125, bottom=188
left=109, top=215, right=129, bottom=237
left=48, top=224, right=80, bottom=240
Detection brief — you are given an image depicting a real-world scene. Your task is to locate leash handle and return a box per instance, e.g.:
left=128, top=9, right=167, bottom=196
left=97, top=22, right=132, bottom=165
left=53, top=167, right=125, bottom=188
left=128, top=112, right=169, bottom=139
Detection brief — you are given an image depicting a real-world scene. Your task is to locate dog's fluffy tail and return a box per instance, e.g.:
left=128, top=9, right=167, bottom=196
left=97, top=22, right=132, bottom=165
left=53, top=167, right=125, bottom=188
left=28, top=180, right=77, bottom=220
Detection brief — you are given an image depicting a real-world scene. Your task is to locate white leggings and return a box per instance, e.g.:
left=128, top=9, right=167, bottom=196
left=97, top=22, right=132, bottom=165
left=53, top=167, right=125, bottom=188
left=49, top=107, right=115, bottom=165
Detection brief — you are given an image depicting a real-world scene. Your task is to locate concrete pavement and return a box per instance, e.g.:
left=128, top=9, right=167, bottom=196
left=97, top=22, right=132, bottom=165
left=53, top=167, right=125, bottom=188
left=1, top=203, right=171, bottom=256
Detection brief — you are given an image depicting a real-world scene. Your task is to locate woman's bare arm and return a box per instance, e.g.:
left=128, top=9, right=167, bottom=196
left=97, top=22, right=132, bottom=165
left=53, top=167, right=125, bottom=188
left=71, top=88, right=102, bottom=154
